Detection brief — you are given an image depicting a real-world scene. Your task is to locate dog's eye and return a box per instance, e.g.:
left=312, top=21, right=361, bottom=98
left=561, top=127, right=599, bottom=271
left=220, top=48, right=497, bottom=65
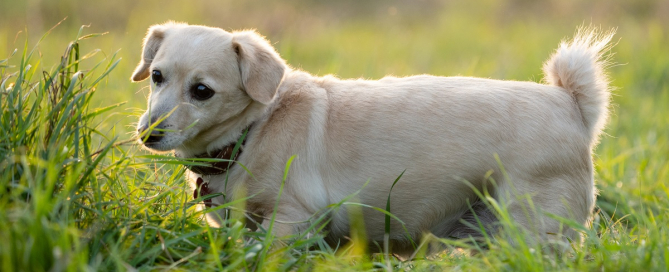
left=152, top=70, right=164, bottom=85
left=191, top=84, right=215, bottom=101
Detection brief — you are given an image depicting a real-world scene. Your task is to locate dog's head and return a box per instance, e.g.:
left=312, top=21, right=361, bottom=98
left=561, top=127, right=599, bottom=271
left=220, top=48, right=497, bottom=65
left=132, top=23, right=286, bottom=154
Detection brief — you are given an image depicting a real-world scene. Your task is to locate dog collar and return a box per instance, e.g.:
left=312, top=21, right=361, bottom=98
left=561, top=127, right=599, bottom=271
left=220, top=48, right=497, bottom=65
left=194, top=177, right=213, bottom=207
left=176, top=124, right=252, bottom=176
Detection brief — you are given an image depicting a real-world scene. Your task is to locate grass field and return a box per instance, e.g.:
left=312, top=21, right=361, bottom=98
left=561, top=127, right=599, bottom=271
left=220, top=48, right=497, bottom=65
left=1, top=0, right=668, bottom=271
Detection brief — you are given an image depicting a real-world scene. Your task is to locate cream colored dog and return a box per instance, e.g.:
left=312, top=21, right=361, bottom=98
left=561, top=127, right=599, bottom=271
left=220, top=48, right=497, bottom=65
left=133, top=23, right=613, bottom=255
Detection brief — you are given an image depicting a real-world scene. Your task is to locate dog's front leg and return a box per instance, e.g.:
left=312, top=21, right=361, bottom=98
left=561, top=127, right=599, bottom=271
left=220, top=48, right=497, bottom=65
left=258, top=207, right=316, bottom=239
left=260, top=216, right=294, bottom=238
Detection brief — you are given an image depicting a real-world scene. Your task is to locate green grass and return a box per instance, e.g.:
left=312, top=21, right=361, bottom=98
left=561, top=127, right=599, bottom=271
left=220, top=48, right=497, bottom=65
left=1, top=0, right=668, bottom=271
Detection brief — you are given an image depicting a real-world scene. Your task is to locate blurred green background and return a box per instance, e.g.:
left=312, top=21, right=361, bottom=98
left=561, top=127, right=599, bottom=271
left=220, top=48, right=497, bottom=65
left=2, top=0, right=667, bottom=137
left=2, top=1, right=669, bottom=270
left=1, top=0, right=668, bottom=225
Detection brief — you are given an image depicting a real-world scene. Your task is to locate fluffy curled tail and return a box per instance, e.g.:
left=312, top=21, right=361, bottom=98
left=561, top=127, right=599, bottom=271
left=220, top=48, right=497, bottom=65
left=543, top=27, right=615, bottom=142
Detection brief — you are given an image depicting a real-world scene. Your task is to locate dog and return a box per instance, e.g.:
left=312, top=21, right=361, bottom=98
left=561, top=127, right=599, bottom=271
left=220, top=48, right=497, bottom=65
left=132, top=23, right=613, bottom=256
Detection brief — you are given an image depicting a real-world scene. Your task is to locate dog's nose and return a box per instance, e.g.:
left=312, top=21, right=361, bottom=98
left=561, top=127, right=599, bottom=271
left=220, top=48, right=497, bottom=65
left=138, top=124, right=164, bottom=144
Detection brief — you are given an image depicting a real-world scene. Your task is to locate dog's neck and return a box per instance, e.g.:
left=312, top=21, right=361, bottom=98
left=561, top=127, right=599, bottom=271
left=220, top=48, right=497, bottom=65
left=175, top=124, right=252, bottom=176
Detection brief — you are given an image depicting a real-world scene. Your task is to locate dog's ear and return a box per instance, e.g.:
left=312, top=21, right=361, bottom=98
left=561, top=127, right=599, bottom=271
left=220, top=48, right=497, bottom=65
left=232, top=31, right=286, bottom=104
left=131, top=25, right=167, bottom=82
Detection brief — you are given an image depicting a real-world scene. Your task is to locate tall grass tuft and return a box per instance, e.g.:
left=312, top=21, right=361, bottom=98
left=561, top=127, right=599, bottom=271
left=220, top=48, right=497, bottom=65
left=0, top=26, right=120, bottom=271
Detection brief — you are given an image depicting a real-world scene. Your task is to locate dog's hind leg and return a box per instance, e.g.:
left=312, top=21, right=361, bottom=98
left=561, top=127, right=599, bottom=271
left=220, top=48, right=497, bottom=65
left=447, top=200, right=499, bottom=243
left=494, top=170, right=595, bottom=251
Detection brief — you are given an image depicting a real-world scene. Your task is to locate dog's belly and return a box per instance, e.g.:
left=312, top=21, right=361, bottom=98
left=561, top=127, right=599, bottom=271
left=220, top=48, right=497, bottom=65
left=320, top=157, right=490, bottom=243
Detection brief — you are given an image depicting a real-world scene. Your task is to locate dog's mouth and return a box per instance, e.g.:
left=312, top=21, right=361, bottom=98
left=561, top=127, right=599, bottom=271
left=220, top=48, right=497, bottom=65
left=137, top=128, right=177, bottom=152
left=137, top=120, right=185, bottom=151
left=140, top=140, right=162, bottom=150
left=141, top=140, right=180, bottom=153
left=139, top=138, right=169, bottom=151
left=139, top=133, right=164, bottom=145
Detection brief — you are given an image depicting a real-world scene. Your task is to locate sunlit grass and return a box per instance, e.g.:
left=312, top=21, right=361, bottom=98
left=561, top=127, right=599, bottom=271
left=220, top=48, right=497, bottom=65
left=1, top=1, right=668, bottom=271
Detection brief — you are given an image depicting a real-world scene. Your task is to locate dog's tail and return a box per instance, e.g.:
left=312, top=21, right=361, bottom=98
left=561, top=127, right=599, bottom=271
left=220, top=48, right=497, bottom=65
left=543, top=27, right=615, bottom=142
